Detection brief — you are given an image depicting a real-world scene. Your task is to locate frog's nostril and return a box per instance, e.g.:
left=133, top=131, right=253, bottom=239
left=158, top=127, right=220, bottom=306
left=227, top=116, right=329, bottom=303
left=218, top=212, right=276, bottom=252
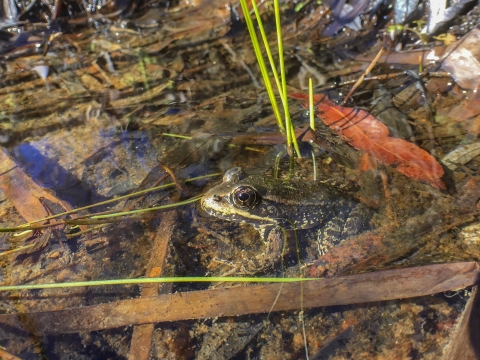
left=212, top=195, right=221, bottom=202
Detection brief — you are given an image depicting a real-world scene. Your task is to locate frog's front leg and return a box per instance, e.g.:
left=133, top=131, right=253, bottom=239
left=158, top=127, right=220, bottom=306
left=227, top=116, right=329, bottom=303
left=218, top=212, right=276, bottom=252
left=217, top=226, right=287, bottom=276
left=252, top=226, right=286, bottom=271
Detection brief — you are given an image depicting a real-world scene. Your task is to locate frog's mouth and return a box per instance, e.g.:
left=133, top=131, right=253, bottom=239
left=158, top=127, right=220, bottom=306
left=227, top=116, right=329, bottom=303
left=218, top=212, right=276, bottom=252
left=200, top=194, right=279, bottom=228
left=199, top=195, right=230, bottom=219
left=196, top=200, right=211, bottom=218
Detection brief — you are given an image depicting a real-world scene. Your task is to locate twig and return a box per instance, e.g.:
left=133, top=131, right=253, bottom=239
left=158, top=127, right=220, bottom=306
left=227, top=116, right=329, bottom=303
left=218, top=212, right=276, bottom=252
left=343, top=47, right=385, bottom=104
left=128, top=210, right=178, bottom=360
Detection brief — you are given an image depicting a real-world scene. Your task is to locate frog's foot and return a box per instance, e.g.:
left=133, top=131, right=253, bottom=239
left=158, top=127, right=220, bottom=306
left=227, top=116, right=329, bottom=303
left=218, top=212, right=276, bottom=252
left=215, top=258, right=261, bottom=276
left=215, top=256, right=275, bottom=276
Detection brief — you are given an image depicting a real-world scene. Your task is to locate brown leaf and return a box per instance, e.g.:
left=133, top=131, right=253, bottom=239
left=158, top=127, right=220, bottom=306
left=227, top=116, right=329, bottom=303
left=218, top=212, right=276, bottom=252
left=0, top=149, right=69, bottom=222
left=289, top=93, right=446, bottom=189
left=358, top=153, right=377, bottom=172
left=447, top=98, right=480, bottom=121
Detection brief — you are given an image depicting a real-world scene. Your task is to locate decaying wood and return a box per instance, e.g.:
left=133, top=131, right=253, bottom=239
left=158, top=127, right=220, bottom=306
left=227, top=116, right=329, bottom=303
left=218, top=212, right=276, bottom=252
left=0, top=262, right=478, bottom=335
left=128, top=210, right=178, bottom=360
left=442, top=286, right=480, bottom=359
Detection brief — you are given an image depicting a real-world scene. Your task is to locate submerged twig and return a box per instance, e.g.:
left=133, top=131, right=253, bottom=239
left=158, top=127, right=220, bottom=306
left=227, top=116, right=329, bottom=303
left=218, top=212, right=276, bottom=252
left=343, top=47, right=384, bottom=104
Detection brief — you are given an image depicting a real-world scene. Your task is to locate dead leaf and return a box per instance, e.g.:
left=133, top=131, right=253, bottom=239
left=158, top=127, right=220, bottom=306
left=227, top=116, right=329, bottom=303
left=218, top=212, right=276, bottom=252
left=442, top=142, right=480, bottom=170
left=0, top=348, right=21, bottom=360
left=358, top=153, right=377, bottom=172
left=355, top=46, right=447, bottom=66
left=0, top=149, right=69, bottom=222
left=290, top=93, right=446, bottom=189
left=447, top=86, right=480, bottom=121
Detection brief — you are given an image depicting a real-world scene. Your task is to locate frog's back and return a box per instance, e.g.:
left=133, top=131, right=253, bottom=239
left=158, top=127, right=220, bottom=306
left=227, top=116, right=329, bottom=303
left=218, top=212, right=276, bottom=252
left=254, top=176, right=342, bottom=206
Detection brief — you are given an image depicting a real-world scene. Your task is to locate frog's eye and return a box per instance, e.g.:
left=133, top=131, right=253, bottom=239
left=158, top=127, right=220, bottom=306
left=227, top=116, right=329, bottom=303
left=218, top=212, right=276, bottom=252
left=232, top=186, right=260, bottom=207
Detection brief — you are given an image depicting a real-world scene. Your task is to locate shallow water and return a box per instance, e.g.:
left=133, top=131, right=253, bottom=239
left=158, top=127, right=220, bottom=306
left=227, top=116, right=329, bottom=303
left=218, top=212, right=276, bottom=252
left=0, top=1, right=480, bottom=358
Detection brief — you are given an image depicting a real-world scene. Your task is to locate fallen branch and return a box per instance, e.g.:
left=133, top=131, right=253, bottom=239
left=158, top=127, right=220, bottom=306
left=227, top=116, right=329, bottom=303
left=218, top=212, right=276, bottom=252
left=0, top=262, right=478, bottom=335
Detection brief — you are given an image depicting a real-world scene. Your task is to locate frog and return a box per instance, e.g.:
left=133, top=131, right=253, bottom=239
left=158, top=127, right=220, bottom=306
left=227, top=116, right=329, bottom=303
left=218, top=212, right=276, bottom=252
left=200, top=167, right=371, bottom=273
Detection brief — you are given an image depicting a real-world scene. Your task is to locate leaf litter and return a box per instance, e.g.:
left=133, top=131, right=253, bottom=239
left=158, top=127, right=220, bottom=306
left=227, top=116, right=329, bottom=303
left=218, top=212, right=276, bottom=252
left=0, top=0, right=480, bottom=358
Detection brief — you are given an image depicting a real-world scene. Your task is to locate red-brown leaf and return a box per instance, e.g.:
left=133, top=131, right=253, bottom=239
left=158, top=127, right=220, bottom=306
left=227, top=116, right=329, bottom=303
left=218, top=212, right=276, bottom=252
left=290, top=93, right=446, bottom=189
left=358, top=153, right=377, bottom=172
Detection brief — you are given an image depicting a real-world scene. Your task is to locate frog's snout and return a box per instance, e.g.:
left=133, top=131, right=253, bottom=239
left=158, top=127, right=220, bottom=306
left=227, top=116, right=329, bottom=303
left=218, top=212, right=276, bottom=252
left=200, top=192, right=223, bottom=216
left=197, top=200, right=210, bottom=218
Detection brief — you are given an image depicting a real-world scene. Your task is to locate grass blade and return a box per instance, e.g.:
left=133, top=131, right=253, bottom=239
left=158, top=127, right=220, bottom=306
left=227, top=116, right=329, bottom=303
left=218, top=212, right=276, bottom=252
left=250, top=0, right=283, bottom=103
left=309, top=78, right=315, bottom=130
left=239, top=0, right=285, bottom=132
left=273, top=0, right=301, bottom=158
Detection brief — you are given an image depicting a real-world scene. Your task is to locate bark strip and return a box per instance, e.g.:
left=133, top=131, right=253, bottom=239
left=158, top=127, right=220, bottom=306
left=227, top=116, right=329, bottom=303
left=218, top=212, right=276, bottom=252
left=1, top=262, right=478, bottom=335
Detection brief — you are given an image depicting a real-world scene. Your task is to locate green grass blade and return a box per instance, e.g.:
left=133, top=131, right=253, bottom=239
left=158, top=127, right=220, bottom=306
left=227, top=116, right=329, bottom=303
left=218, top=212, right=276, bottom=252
left=309, top=78, right=315, bottom=130
left=161, top=133, right=193, bottom=139
left=0, top=197, right=202, bottom=233
left=0, top=276, right=318, bottom=291
left=250, top=0, right=283, bottom=104
left=0, top=173, right=221, bottom=232
left=273, top=0, right=301, bottom=158
left=89, top=196, right=201, bottom=220
left=239, top=0, right=285, bottom=132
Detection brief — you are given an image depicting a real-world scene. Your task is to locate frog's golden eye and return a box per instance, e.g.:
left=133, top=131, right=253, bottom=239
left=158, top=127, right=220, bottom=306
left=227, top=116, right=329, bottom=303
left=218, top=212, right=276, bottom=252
left=232, top=186, right=260, bottom=207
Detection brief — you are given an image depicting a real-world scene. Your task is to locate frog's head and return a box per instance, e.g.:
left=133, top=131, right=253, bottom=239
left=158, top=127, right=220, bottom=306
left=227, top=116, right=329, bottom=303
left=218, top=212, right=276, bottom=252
left=200, top=167, right=280, bottom=228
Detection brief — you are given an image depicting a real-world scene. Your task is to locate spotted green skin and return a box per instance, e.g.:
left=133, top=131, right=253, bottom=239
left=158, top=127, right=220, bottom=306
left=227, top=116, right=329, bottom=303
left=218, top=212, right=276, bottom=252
left=201, top=168, right=352, bottom=233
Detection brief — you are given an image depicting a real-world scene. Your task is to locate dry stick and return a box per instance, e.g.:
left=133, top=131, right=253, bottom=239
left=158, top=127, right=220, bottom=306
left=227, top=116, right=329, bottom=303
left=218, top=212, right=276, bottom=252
left=221, top=41, right=261, bottom=88
left=109, top=82, right=172, bottom=109
left=343, top=47, right=385, bottom=104
left=128, top=210, right=178, bottom=360
left=159, top=163, right=183, bottom=192
left=1, top=262, right=478, bottom=335
left=404, top=69, right=438, bottom=155
left=91, top=59, right=114, bottom=86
